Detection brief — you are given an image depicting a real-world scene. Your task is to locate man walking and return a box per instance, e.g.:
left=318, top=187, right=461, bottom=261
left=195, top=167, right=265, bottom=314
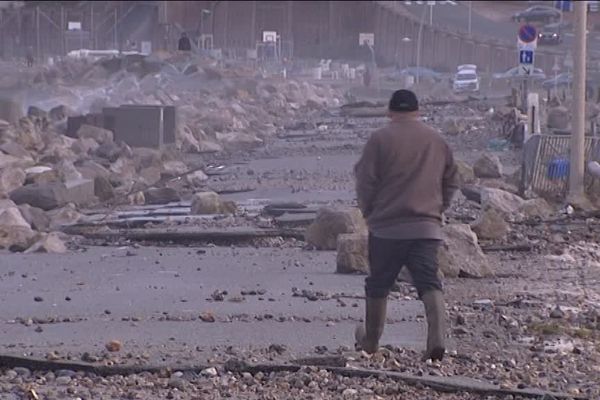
left=354, top=89, right=458, bottom=361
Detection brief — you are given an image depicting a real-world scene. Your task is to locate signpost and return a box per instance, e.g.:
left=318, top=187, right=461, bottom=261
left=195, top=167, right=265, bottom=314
left=517, top=25, right=537, bottom=112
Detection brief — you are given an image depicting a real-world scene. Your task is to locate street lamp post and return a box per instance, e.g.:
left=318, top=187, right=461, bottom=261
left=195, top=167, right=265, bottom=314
left=401, top=36, right=411, bottom=69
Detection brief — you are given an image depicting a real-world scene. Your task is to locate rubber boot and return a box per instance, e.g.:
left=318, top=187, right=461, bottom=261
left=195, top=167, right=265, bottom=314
left=421, top=290, right=446, bottom=361
left=355, top=297, right=387, bottom=354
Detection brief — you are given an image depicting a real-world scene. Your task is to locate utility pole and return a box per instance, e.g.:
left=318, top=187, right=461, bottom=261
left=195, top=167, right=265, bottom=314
left=468, top=1, right=472, bottom=36
left=569, top=0, right=587, bottom=201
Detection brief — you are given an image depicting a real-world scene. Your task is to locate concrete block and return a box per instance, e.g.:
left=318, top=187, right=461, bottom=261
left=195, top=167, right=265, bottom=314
left=64, top=178, right=95, bottom=206
left=109, top=105, right=177, bottom=148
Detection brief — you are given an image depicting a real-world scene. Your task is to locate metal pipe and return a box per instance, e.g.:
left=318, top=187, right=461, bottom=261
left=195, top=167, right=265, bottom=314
left=415, top=4, right=427, bottom=84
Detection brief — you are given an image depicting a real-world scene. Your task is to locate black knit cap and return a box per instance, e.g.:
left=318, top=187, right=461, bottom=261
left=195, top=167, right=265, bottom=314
left=389, top=89, right=418, bottom=112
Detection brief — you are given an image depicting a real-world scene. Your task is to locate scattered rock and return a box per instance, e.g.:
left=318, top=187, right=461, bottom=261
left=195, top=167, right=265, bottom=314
left=470, top=208, right=510, bottom=240
left=0, top=167, right=26, bottom=195
left=0, top=225, right=38, bottom=251
left=144, top=187, right=181, bottom=205
left=550, top=306, right=565, bottom=319
left=190, top=191, right=236, bottom=215
left=305, top=207, right=367, bottom=250
left=336, top=233, right=369, bottom=274
left=438, top=224, right=493, bottom=278
left=105, top=340, right=122, bottom=352
left=201, top=367, right=218, bottom=377
left=200, top=312, right=216, bottom=323
left=473, top=153, right=503, bottom=178
left=442, top=118, right=464, bottom=136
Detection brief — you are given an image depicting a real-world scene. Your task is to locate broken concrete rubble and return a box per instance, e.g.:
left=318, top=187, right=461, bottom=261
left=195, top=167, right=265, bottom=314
left=48, top=203, right=82, bottom=230
left=473, top=153, right=503, bottom=179
left=305, top=208, right=367, bottom=250
left=336, top=233, right=369, bottom=274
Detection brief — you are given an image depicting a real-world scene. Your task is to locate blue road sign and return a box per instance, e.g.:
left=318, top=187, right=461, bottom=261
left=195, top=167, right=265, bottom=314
left=519, top=50, right=534, bottom=64
left=518, top=24, right=537, bottom=43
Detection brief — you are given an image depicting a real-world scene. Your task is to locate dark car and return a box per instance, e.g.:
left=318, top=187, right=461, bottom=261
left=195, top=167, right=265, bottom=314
left=512, top=6, right=562, bottom=23
left=537, top=24, right=562, bottom=45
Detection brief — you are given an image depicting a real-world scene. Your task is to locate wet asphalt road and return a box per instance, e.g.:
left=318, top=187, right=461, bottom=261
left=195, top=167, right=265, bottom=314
left=0, top=246, right=426, bottom=360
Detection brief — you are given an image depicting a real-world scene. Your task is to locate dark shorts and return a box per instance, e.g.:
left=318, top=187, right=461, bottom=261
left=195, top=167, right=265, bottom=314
left=365, top=234, right=443, bottom=299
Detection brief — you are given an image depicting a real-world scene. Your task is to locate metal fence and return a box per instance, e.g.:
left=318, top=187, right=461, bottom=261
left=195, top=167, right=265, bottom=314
left=522, top=134, right=600, bottom=198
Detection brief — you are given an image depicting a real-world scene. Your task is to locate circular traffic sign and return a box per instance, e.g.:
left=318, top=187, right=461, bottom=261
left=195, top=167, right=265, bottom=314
left=518, top=24, right=537, bottom=43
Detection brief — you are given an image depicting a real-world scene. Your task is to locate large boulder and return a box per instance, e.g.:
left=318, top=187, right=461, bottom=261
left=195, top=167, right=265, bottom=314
left=186, top=170, right=209, bottom=188
left=470, top=208, right=510, bottom=240
left=0, top=167, right=25, bottom=195
left=9, top=183, right=67, bottom=211
left=18, top=204, right=50, bottom=232
left=77, top=124, right=113, bottom=145
left=24, top=232, right=67, bottom=254
left=305, top=207, right=367, bottom=250
left=336, top=233, right=369, bottom=274
left=518, top=198, right=553, bottom=219
left=71, top=137, right=100, bottom=156
left=0, top=205, right=37, bottom=251
left=481, top=188, right=526, bottom=215
left=190, top=191, right=236, bottom=215
left=162, top=161, right=189, bottom=178
left=144, top=187, right=180, bottom=205
left=94, top=142, right=122, bottom=162
left=455, top=160, right=476, bottom=186
left=0, top=207, right=31, bottom=229
left=438, top=224, right=493, bottom=278
left=0, top=226, right=38, bottom=251
left=94, top=176, right=114, bottom=201
left=473, top=153, right=503, bottom=179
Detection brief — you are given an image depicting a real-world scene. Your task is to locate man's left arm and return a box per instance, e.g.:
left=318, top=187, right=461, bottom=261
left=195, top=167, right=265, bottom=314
left=442, top=144, right=459, bottom=211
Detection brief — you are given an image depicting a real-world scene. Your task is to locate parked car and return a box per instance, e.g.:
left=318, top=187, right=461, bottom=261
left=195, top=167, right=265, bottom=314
left=537, top=23, right=562, bottom=45
left=492, top=66, right=546, bottom=81
left=542, top=73, right=572, bottom=90
left=452, top=64, right=479, bottom=93
left=512, top=6, right=562, bottom=23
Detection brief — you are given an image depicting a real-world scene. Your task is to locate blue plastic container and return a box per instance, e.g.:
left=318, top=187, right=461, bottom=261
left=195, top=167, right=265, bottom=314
left=548, top=159, right=570, bottom=180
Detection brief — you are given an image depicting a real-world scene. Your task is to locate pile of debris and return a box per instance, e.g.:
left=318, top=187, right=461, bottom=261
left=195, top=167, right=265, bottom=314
left=0, top=53, right=345, bottom=252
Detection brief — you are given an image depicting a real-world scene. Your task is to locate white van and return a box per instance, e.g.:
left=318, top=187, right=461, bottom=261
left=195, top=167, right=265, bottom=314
left=453, top=64, right=480, bottom=93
